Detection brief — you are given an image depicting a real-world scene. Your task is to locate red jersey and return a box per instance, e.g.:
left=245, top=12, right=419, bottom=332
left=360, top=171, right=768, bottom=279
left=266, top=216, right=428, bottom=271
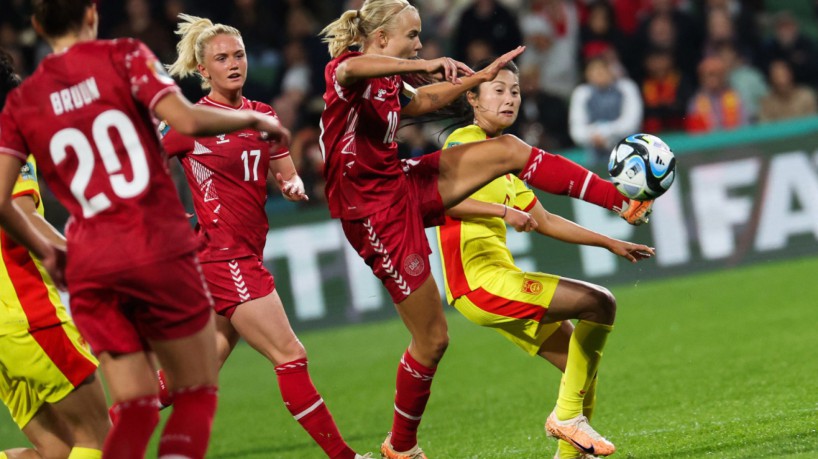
left=319, top=51, right=415, bottom=220
left=0, top=39, right=198, bottom=280
left=161, top=96, right=289, bottom=262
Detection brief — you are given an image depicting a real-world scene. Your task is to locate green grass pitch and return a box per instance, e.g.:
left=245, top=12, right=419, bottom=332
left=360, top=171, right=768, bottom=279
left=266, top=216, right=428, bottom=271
left=1, top=257, right=817, bottom=458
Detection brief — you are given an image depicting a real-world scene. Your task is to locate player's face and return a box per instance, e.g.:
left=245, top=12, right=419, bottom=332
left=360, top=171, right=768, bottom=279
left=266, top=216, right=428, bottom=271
left=472, top=69, right=520, bottom=133
left=382, top=9, right=422, bottom=59
left=200, top=34, right=247, bottom=93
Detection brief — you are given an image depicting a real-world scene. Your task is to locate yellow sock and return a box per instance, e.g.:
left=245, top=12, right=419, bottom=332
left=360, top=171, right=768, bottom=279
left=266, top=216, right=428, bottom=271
left=583, top=374, right=598, bottom=421
left=555, top=320, right=612, bottom=420
left=68, top=447, right=102, bottom=459
left=557, top=439, right=581, bottom=458
left=0, top=451, right=8, bottom=459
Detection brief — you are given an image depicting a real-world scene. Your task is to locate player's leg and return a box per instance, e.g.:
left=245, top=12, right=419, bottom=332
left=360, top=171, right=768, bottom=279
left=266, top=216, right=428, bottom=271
left=536, top=323, right=598, bottom=459
left=40, top=320, right=109, bottom=457
left=48, top=374, right=109, bottom=458
left=543, top=278, right=616, bottom=456
left=537, top=320, right=573, bottom=373
left=98, top=351, right=163, bottom=459
left=215, top=314, right=241, bottom=369
left=437, top=135, right=649, bottom=223
left=15, top=404, right=72, bottom=459
left=230, top=290, right=361, bottom=459
left=381, top=277, right=447, bottom=458
left=148, top=312, right=218, bottom=459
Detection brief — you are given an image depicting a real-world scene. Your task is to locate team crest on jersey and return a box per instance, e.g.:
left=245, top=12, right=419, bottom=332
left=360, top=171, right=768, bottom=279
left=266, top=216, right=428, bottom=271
left=19, top=161, right=35, bottom=181
left=404, top=254, right=425, bottom=277
left=374, top=88, right=388, bottom=101
left=216, top=134, right=229, bottom=144
left=521, top=278, right=543, bottom=294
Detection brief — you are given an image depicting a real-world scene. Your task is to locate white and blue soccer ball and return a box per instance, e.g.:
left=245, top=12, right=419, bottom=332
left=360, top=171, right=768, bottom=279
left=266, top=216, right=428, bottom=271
left=608, top=133, right=676, bottom=201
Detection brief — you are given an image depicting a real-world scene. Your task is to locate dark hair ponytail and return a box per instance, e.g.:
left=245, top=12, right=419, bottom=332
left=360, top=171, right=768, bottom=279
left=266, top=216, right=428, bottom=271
left=402, top=57, right=520, bottom=141
left=0, top=48, right=21, bottom=109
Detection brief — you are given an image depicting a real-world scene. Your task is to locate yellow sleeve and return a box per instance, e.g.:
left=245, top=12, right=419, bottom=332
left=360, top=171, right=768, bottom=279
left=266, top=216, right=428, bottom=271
left=442, top=125, right=488, bottom=150
left=511, top=175, right=537, bottom=211
left=11, top=155, right=41, bottom=208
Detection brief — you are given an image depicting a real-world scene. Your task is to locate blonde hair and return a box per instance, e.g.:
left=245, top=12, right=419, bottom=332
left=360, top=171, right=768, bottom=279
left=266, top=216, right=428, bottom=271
left=167, top=13, right=242, bottom=89
left=320, top=0, right=416, bottom=58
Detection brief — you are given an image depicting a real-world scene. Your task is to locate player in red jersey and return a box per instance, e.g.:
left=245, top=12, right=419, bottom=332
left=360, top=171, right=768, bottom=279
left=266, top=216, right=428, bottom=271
left=161, top=14, right=371, bottom=459
left=320, top=1, right=652, bottom=457
left=0, top=47, right=109, bottom=459
left=0, top=2, right=288, bottom=458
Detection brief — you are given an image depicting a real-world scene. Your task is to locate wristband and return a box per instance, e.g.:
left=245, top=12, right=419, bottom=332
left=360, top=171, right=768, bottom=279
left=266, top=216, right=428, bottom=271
left=502, top=205, right=507, bottom=218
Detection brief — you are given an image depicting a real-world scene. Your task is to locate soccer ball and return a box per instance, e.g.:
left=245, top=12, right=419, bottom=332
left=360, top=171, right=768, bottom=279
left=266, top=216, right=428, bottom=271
left=608, top=133, right=676, bottom=201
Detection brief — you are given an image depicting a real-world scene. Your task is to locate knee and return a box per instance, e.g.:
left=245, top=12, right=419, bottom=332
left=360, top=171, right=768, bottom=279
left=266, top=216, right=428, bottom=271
left=586, top=286, right=616, bottom=324
left=496, top=134, right=531, bottom=170
left=272, top=339, right=307, bottom=365
left=415, top=329, right=449, bottom=365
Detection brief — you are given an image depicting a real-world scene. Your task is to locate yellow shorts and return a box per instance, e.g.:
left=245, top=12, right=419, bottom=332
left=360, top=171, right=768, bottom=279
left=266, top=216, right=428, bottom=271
left=0, top=321, right=98, bottom=429
left=452, top=270, right=561, bottom=356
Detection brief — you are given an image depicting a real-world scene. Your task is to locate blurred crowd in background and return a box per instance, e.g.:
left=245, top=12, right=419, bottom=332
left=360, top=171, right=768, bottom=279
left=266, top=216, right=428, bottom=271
left=3, top=0, right=818, bottom=212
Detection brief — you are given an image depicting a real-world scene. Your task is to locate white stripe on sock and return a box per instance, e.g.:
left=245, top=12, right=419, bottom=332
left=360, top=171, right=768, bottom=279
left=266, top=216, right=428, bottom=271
left=578, top=171, right=593, bottom=200
left=394, top=404, right=422, bottom=421
left=293, top=398, right=324, bottom=421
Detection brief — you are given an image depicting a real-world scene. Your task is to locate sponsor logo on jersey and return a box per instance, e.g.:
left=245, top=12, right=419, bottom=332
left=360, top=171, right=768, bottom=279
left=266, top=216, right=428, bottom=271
left=374, top=88, right=388, bottom=101
left=521, top=278, right=543, bottom=294
left=216, top=134, right=229, bottom=144
left=404, top=254, right=425, bottom=277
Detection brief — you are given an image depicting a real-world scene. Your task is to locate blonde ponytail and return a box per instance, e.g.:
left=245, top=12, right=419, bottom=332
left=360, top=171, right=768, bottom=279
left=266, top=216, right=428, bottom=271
left=167, top=13, right=242, bottom=89
left=320, top=0, right=415, bottom=58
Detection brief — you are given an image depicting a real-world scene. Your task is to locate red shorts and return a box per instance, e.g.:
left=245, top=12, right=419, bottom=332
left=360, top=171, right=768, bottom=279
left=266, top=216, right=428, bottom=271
left=200, top=256, right=276, bottom=318
left=68, top=253, right=214, bottom=354
left=342, top=153, right=445, bottom=303
left=400, top=151, right=446, bottom=228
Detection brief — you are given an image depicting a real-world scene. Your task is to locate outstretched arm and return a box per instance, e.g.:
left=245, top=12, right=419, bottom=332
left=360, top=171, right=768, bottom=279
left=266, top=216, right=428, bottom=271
left=529, top=201, right=654, bottom=263
left=446, top=198, right=537, bottom=232
left=335, top=54, right=473, bottom=87
left=403, top=46, right=525, bottom=116
left=154, top=92, right=290, bottom=145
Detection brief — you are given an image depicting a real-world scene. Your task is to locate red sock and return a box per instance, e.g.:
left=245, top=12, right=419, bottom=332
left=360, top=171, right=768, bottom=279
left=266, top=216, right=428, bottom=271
left=157, top=369, right=174, bottom=408
left=158, top=386, right=218, bottom=459
left=390, top=350, right=436, bottom=452
left=275, top=358, right=356, bottom=459
left=108, top=406, right=118, bottom=425
left=520, top=147, right=629, bottom=213
left=104, top=395, right=160, bottom=459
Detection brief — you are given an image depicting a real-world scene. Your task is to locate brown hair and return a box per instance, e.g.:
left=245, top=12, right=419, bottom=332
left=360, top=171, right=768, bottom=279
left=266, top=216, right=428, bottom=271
left=32, top=0, right=93, bottom=38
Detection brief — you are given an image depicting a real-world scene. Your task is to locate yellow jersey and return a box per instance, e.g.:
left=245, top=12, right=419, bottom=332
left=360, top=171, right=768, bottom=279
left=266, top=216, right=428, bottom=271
left=436, top=125, right=538, bottom=303
left=0, top=155, right=70, bottom=335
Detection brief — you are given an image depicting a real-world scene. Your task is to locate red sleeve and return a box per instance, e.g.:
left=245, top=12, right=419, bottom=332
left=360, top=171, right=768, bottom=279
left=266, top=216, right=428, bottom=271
left=114, top=39, right=180, bottom=111
left=0, top=97, right=29, bottom=162
left=160, top=125, right=194, bottom=158
left=254, top=101, right=290, bottom=159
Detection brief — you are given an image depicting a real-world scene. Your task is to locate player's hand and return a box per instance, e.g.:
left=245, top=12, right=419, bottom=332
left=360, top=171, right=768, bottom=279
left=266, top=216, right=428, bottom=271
left=42, top=244, right=67, bottom=290
left=275, top=172, right=309, bottom=202
left=607, top=240, right=655, bottom=263
left=424, top=57, right=474, bottom=84
left=254, top=114, right=291, bottom=147
left=476, top=46, right=525, bottom=83
left=503, top=206, right=538, bottom=232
